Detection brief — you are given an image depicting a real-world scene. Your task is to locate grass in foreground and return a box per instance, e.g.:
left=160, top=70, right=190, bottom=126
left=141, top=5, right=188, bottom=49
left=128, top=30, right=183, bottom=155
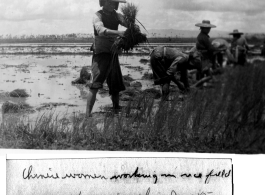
left=1, top=62, right=265, bottom=153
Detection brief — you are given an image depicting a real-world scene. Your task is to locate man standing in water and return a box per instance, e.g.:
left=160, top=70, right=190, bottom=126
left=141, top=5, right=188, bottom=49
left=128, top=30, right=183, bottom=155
left=195, top=20, right=218, bottom=79
left=229, top=29, right=249, bottom=66
left=85, top=0, right=128, bottom=118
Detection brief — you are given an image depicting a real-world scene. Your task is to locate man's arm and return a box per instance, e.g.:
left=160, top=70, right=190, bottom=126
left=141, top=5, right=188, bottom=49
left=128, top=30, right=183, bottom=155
left=166, top=56, right=187, bottom=76
left=244, top=37, right=250, bottom=51
left=202, top=35, right=216, bottom=52
left=162, top=54, right=189, bottom=91
left=226, top=49, right=237, bottom=63
left=93, top=13, right=124, bottom=37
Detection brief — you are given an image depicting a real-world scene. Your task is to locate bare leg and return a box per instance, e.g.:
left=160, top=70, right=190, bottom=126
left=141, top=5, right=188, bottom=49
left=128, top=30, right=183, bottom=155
left=111, top=92, right=120, bottom=109
left=161, top=83, right=170, bottom=101
left=85, top=88, right=98, bottom=118
left=171, top=76, right=185, bottom=91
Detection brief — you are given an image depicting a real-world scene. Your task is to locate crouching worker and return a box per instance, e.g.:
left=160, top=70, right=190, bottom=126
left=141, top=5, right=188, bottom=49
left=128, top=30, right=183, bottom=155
left=85, top=0, right=128, bottom=118
left=212, top=38, right=238, bottom=67
left=212, top=38, right=230, bottom=67
left=150, top=46, right=201, bottom=100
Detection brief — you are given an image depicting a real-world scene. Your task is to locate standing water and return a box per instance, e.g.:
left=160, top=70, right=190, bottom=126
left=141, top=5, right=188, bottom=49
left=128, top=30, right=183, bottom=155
left=0, top=54, right=153, bottom=125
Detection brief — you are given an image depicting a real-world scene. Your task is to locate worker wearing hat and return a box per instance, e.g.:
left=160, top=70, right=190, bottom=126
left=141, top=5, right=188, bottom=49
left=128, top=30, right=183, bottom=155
left=85, top=0, right=128, bottom=118
left=229, top=29, right=249, bottom=66
left=195, top=20, right=218, bottom=79
left=150, top=46, right=201, bottom=100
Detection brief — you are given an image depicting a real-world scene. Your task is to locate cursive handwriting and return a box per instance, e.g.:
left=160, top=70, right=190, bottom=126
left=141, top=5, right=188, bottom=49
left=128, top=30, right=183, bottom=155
left=23, top=165, right=60, bottom=180
left=77, top=188, right=213, bottom=195
left=110, top=167, right=158, bottom=184
left=22, top=166, right=231, bottom=184
left=161, top=173, right=176, bottom=178
left=181, top=173, right=203, bottom=179
left=205, top=169, right=231, bottom=184
left=22, top=165, right=107, bottom=180
left=62, top=173, right=107, bottom=180
left=145, top=187, right=213, bottom=195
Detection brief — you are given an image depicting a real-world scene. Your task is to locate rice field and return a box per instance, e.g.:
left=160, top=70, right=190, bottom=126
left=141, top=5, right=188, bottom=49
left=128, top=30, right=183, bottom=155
left=0, top=44, right=265, bottom=153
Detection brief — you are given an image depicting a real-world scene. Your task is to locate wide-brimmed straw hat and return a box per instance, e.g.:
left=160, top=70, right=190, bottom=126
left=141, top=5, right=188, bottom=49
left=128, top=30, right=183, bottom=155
left=195, top=20, right=216, bottom=28
left=229, top=29, right=244, bottom=35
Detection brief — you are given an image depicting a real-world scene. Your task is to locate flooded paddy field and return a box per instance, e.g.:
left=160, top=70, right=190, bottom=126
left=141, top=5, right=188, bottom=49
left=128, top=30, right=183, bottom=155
left=0, top=43, right=194, bottom=55
left=0, top=46, right=265, bottom=151
left=0, top=54, right=155, bottom=124
left=0, top=51, right=264, bottom=124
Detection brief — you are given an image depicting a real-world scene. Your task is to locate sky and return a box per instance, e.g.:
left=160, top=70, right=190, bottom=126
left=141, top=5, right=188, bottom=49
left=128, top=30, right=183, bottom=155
left=0, top=0, right=264, bottom=35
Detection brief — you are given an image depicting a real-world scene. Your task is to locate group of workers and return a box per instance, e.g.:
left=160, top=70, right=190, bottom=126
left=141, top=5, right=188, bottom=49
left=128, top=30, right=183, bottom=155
left=84, top=0, right=251, bottom=118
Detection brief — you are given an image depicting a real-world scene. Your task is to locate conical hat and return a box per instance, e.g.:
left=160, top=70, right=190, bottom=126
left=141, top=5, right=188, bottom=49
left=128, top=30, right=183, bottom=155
left=195, top=20, right=216, bottom=28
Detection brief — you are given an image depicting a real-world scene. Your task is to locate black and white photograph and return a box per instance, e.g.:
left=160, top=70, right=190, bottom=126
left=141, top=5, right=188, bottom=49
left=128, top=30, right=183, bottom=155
left=1, top=0, right=265, bottom=194
left=0, top=0, right=265, bottom=152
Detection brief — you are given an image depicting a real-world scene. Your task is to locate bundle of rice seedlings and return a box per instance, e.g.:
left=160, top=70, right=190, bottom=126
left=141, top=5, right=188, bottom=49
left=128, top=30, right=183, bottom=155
left=112, top=3, right=148, bottom=52
left=121, top=2, right=138, bottom=24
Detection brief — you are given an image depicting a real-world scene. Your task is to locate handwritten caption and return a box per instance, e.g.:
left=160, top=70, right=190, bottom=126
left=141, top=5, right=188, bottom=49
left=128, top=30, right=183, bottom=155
left=76, top=188, right=214, bottom=195
left=23, top=165, right=231, bottom=184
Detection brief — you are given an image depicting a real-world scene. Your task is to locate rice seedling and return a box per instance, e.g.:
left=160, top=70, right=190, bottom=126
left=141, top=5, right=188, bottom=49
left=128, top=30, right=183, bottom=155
left=111, top=3, right=148, bottom=52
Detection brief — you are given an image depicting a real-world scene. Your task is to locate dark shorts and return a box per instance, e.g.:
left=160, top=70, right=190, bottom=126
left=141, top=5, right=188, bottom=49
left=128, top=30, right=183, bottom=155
left=88, top=53, right=125, bottom=95
left=235, top=52, right=247, bottom=66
